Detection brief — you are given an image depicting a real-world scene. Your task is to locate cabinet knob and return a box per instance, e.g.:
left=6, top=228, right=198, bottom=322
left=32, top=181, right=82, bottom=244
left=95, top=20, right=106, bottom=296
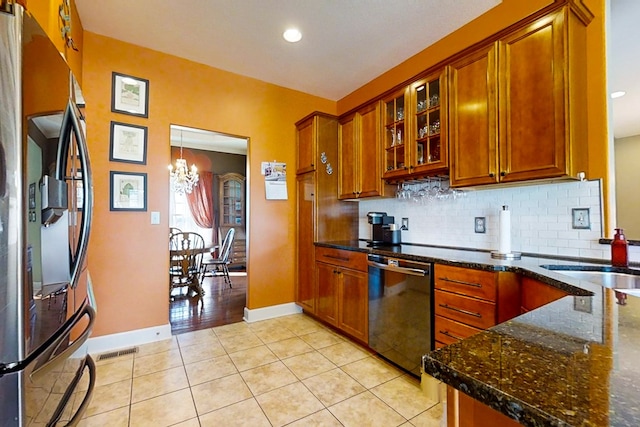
left=489, top=173, right=495, bottom=178
left=500, top=171, right=507, bottom=177
left=311, top=163, right=314, bottom=168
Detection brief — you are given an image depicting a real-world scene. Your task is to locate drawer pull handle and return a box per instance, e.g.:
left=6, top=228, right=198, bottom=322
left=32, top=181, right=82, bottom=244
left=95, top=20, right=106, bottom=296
left=324, top=254, right=350, bottom=262
left=439, top=277, right=482, bottom=288
left=439, top=330, right=465, bottom=341
left=439, top=303, right=482, bottom=318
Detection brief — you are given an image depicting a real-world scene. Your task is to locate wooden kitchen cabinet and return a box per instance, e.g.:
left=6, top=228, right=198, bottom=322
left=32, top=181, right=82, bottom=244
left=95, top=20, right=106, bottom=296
left=382, top=88, right=409, bottom=180
left=295, top=113, right=358, bottom=315
left=434, top=264, right=520, bottom=348
left=520, top=276, right=568, bottom=313
left=296, top=115, right=316, bottom=174
left=409, top=71, right=448, bottom=177
left=382, top=71, right=448, bottom=182
left=315, top=261, right=338, bottom=325
left=449, top=6, right=589, bottom=187
left=448, top=43, right=498, bottom=187
left=296, top=172, right=316, bottom=313
left=315, top=247, right=368, bottom=343
left=338, top=101, right=390, bottom=199
left=447, top=386, right=521, bottom=427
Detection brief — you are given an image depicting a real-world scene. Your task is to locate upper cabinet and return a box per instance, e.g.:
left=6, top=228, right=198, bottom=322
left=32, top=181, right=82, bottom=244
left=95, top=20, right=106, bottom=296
left=338, top=101, right=389, bottom=199
left=410, top=71, right=448, bottom=177
left=382, top=70, right=448, bottom=183
left=449, top=6, right=589, bottom=187
left=382, top=88, right=409, bottom=180
left=296, top=116, right=316, bottom=174
left=448, top=44, right=498, bottom=187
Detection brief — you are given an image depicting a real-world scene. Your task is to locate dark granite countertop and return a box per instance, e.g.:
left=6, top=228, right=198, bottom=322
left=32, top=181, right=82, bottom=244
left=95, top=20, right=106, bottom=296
left=316, top=240, right=640, bottom=427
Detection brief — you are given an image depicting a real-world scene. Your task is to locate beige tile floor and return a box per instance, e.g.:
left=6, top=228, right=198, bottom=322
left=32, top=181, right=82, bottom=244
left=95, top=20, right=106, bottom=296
left=79, top=314, right=444, bottom=427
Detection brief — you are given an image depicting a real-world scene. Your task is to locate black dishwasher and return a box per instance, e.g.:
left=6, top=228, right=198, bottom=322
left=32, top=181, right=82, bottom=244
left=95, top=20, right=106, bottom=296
left=367, top=254, right=433, bottom=377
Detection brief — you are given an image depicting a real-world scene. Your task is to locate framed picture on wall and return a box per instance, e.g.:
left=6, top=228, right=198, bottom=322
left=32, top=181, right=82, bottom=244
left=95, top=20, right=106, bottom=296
left=110, top=171, right=147, bottom=211
left=111, top=72, right=149, bottom=118
left=109, top=121, right=148, bottom=164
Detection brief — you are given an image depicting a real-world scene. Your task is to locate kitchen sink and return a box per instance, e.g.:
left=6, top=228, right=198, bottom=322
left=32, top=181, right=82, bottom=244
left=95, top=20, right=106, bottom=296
left=541, top=265, right=640, bottom=296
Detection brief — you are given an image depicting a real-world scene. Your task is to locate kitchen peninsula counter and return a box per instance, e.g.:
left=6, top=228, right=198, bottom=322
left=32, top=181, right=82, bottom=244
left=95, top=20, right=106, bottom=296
left=316, top=240, right=640, bottom=426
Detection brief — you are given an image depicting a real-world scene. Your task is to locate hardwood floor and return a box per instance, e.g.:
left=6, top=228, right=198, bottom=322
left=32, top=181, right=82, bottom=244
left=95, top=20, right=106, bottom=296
left=169, top=272, right=246, bottom=335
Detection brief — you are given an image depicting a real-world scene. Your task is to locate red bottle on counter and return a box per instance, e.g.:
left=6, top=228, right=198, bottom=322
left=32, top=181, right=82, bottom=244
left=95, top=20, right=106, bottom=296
left=611, top=228, right=629, bottom=267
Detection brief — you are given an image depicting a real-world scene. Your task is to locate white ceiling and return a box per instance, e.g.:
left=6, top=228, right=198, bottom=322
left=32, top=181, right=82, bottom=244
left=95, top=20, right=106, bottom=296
left=74, top=0, right=638, bottom=148
left=74, top=0, right=500, bottom=101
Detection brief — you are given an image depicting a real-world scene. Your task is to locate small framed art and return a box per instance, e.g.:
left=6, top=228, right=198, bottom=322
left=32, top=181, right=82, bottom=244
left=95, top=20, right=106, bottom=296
left=111, top=72, right=149, bottom=118
left=110, top=121, right=147, bottom=164
left=110, top=171, right=147, bottom=211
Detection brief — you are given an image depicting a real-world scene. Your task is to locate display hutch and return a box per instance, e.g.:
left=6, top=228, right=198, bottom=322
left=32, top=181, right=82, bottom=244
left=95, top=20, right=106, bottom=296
left=219, top=172, right=246, bottom=268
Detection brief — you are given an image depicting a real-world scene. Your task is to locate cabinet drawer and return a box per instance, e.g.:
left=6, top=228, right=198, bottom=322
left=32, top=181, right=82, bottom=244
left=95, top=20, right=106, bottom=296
left=434, top=264, right=497, bottom=302
left=435, top=315, right=483, bottom=345
left=315, top=247, right=367, bottom=271
left=434, top=289, right=496, bottom=329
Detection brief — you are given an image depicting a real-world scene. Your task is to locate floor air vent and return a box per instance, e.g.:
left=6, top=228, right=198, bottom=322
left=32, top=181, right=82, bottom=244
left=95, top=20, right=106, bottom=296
left=97, top=347, right=138, bottom=361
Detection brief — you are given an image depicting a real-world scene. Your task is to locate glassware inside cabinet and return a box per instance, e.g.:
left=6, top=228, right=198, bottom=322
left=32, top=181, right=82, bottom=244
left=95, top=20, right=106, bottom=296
left=414, top=75, right=443, bottom=166
left=384, top=92, right=406, bottom=174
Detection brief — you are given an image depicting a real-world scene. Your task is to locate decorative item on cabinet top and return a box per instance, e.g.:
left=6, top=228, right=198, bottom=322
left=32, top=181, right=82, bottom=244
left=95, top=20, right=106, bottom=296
left=320, top=151, right=333, bottom=175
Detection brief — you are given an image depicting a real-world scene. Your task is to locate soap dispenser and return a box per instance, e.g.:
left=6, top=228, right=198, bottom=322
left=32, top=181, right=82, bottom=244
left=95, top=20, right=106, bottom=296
left=611, top=228, right=629, bottom=267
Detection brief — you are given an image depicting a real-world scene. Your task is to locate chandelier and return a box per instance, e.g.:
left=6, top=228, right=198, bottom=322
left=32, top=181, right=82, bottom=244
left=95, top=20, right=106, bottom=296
left=168, top=130, right=199, bottom=195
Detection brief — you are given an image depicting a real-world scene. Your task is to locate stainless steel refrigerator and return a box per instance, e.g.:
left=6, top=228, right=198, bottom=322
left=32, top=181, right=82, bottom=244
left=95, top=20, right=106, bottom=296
left=0, top=2, right=96, bottom=425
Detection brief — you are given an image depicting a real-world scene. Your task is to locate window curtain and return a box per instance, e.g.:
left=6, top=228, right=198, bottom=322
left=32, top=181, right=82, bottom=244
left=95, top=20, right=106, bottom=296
left=186, top=171, right=218, bottom=245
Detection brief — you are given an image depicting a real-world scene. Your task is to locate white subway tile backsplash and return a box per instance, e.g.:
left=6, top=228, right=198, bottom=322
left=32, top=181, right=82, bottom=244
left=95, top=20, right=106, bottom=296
left=358, top=179, right=622, bottom=262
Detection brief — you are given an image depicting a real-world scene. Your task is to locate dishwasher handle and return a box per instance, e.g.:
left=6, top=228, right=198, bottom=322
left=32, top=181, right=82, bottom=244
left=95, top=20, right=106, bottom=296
left=367, top=260, right=428, bottom=277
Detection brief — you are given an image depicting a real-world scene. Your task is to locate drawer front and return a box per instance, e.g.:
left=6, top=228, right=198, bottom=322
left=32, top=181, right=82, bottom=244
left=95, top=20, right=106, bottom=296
left=435, top=289, right=496, bottom=329
left=435, top=315, right=483, bottom=345
left=315, top=247, right=367, bottom=271
left=434, top=264, right=497, bottom=302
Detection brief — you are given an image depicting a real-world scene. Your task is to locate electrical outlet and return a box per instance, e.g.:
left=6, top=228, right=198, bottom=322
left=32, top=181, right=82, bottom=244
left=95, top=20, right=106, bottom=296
left=401, top=217, right=409, bottom=231
left=474, top=217, right=486, bottom=233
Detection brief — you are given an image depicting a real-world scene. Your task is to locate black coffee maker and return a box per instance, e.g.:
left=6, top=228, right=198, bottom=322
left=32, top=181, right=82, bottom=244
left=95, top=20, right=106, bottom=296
left=367, top=212, right=396, bottom=246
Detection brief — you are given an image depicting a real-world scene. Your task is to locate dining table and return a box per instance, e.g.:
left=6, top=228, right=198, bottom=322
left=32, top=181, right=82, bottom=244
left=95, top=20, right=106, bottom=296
left=169, top=244, right=218, bottom=297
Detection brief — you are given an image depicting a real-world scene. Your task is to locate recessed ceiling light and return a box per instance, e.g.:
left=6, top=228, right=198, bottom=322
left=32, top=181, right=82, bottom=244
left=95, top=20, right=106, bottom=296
left=283, top=28, right=302, bottom=43
left=611, top=91, right=626, bottom=99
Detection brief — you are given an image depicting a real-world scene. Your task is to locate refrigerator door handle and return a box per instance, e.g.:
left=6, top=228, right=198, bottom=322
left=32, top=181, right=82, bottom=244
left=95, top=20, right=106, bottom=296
left=57, top=99, right=93, bottom=288
left=47, top=354, right=96, bottom=427
left=0, top=298, right=95, bottom=375
left=0, top=143, right=5, bottom=198
left=30, top=302, right=95, bottom=382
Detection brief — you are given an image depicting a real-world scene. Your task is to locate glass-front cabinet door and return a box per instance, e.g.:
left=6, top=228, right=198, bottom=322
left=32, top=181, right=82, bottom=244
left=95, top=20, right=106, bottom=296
left=411, top=70, right=448, bottom=176
left=219, top=173, right=245, bottom=227
left=383, top=88, right=409, bottom=180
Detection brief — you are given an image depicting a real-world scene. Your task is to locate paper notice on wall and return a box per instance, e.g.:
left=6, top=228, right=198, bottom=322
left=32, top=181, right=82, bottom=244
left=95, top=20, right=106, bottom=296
left=262, top=161, right=287, bottom=200
left=265, top=180, right=288, bottom=200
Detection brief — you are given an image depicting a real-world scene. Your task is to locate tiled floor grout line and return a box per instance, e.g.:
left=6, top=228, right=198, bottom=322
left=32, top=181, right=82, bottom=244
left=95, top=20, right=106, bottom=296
left=87, top=315, right=442, bottom=426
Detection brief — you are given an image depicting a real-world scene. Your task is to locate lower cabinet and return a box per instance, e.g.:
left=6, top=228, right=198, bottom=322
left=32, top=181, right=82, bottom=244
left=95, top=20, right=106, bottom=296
left=447, top=386, right=521, bottom=427
left=434, top=264, right=520, bottom=348
left=315, top=247, right=368, bottom=344
left=520, top=276, right=568, bottom=313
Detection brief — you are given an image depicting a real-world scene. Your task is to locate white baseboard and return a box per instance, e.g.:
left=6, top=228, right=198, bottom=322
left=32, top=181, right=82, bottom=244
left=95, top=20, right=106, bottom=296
left=243, top=303, right=302, bottom=323
left=76, top=323, right=173, bottom=357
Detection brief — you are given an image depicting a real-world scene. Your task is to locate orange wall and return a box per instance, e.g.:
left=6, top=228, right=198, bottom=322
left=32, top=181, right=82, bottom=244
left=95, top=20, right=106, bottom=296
left=82, top=33, right=335, bottom=337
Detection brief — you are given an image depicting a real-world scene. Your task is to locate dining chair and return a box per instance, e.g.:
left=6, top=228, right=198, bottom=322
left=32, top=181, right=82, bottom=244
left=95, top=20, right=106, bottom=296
left=200, top=228, right=235, bottom=288
left=169, top=227, right=182, bottom=238
left=169, top=232, right=205, bottom=298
